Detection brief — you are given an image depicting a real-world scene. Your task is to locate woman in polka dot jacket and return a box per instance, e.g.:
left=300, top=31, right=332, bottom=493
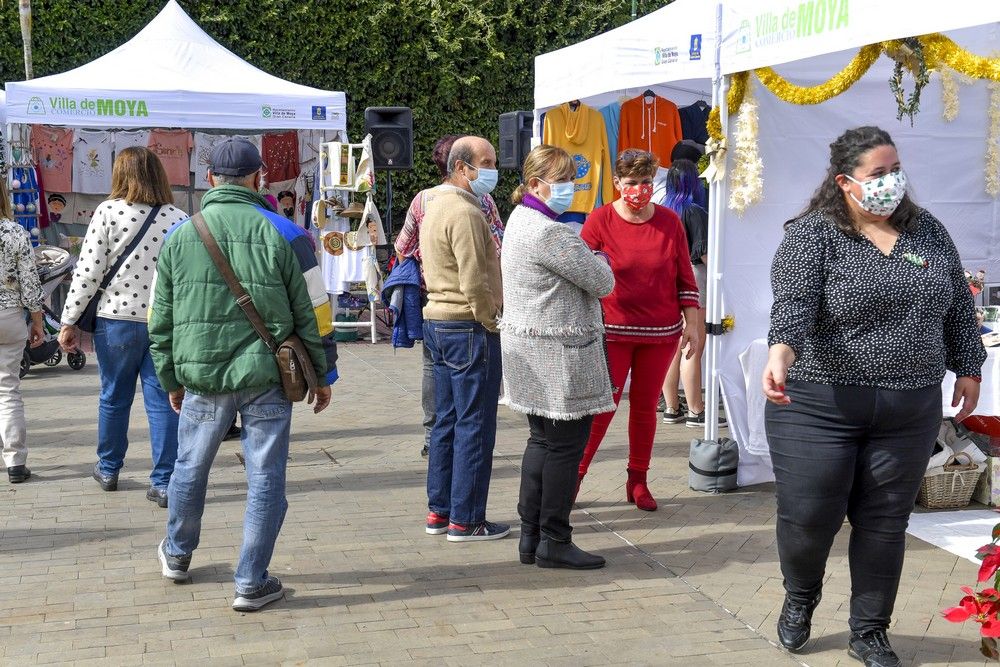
left=58, top=147, right=189, bottom=507
left=761, top=126, right=986, bottom=667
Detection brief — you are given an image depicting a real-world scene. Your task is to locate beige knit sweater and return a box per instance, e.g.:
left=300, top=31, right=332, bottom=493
left=419, top=185, right=502, bottom=330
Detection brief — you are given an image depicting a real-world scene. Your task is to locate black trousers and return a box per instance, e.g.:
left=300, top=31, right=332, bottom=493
left=518, top=414, right=593, bottom=542
left=765, top=380, right=941, bottom=633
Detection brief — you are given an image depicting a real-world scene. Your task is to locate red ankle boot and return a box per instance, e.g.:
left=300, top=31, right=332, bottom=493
left=625, top=468, right=657, bottom=511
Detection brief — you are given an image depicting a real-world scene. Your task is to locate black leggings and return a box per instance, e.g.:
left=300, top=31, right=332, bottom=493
left=518, top=415, right=593, bottom=542
left=765, top=380, right=940, bottom=633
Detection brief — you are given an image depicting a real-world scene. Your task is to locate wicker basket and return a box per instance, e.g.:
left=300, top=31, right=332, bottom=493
left=917, top=452, right=984, bottom=509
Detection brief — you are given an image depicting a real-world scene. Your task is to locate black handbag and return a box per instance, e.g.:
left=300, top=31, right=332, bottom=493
left=75, top=205, right=161, bottom=333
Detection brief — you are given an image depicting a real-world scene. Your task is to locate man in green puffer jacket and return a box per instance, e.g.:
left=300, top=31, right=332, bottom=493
left=148, top=138, right=336, bottom=612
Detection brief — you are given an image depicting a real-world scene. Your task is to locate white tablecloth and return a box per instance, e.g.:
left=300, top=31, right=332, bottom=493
left=738, top=339, right=1000, bottom=459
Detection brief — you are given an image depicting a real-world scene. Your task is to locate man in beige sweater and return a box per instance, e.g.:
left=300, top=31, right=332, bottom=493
left=420, top=135, right=508, bottom=542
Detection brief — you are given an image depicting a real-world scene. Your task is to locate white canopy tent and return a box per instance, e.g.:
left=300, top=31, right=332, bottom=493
left=4, top=0, right=346, bottom=132
left=534, top=0, right=1000, bottom=486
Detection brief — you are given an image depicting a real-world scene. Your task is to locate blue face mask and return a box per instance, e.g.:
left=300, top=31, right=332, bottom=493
left=466, top=165, right=498, bottom=197
left=540, top=179, right=575, bottom=215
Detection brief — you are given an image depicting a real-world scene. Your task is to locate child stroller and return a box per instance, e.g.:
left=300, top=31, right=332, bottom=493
left=19, top=245, right=86, bottom=378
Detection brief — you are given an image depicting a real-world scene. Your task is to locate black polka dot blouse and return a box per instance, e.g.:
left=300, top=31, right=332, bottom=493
left=768, top=208, right=987, bottom=390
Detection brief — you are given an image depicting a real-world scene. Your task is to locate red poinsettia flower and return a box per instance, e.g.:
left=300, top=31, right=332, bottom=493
left=944, top=589, right=1000, bottom=636
left=980, top=553, right=1000, bottom=583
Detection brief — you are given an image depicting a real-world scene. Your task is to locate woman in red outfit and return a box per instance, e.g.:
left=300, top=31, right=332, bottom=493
left=577, top=149, right=702, bottom=511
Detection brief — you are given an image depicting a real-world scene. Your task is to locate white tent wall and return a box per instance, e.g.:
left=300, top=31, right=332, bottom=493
left=723, top=23, right=1000, bottom=486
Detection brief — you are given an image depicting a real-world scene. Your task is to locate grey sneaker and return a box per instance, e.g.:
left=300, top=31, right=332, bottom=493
left=158, top=538, right=191, bottom=582
left=92, top=463, right=118, bottom=492
left=146, top=486, right=168, bottom=508
left=446, top=520, right=511, bottom=542
left=233, top=576, right=284, bottom=612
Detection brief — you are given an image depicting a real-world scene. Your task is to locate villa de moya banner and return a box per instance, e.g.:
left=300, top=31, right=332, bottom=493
left=721, top=0, right=1000, bottom=74
left=3, top=87, right=347, bottom=131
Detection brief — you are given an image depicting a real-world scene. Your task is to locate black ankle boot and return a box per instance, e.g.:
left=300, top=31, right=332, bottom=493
left=777, top=591, right=821, bottom=652
left=847, top=629, right=901, bottom=667
left=534, top=538, right=605, bottom=570
left=519, top=528, right=540, bottom=565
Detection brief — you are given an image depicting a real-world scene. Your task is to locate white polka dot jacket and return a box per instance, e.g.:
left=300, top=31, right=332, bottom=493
left=768, top=208, right=987, bottom=390
left=60, top=200, right=189, bottom=325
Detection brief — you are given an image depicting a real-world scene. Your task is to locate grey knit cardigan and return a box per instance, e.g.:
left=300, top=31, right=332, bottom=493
left=500, top=204, right=616, bottom=420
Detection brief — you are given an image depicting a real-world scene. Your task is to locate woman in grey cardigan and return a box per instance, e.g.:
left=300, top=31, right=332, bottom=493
left=501, top=145, right=615, bottom=570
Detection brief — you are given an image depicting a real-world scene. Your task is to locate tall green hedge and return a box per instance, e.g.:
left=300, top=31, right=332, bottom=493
left=0, top=0, right=672, bottom=223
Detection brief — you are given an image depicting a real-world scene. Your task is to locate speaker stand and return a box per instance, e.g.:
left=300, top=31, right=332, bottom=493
left=384, top=171, right=393, bottom=242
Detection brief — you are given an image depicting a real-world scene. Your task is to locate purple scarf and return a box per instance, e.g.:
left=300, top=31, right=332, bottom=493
left=521, top=193, right=558, bottom=220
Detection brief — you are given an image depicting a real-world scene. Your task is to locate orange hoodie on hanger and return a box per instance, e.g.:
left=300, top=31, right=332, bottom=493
left=618, top=94, right=683, bottom=167
left=542, top=102, right=614, bottom=215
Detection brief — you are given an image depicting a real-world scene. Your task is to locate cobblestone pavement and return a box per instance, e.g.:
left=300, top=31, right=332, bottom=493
left=0, top=342, right=990, bottom=665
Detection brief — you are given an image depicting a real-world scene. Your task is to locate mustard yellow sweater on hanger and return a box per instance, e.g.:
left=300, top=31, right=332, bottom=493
left=542, top=103, right=614, bottom=215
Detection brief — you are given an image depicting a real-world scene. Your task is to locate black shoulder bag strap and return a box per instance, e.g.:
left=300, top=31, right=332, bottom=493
left=97, top=204, right=163, bottom=297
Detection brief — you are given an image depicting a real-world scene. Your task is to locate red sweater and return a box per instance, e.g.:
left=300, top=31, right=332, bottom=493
left=581, top=203, right=700, bottom=342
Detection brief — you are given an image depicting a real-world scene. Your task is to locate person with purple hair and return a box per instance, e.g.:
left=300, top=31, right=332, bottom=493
left=659, top=159, right=725, bottom=429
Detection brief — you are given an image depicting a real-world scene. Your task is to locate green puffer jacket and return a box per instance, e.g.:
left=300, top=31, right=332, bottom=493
left=149, top=185, right=331, bottom=395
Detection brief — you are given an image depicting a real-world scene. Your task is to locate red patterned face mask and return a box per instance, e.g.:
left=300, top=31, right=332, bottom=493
left=621, top=183, right=654, bottom=210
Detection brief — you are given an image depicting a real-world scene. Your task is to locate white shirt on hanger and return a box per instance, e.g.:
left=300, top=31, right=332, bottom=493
left=72, top=130, right=114, bottom=194
left=114, top=130, right=151, bottom=153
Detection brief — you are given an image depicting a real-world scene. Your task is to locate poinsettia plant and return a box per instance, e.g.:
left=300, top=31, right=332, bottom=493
left=943, top=521, right=1000, bottom=659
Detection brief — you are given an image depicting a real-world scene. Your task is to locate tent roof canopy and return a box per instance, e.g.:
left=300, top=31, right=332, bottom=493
left=4, top=0, right=346, bottom=130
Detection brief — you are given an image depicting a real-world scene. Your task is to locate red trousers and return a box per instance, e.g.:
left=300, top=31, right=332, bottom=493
left=579, top=338, right=680, bottom=475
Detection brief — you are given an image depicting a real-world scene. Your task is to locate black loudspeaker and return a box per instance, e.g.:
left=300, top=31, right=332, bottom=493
left=364, top=107, right=413, bottom=170
left=499, top=111, right=533, bottom=170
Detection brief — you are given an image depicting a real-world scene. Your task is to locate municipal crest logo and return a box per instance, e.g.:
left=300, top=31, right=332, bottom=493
left=261, top=105, right=273, bottom=119
left=654, top=47, right=662, bottom=66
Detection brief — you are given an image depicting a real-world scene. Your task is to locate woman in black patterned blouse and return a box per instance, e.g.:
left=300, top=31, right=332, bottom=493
left=762, top=126, right=985, bottom=667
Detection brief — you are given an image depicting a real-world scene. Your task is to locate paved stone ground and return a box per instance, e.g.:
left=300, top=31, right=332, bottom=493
left=0, top=341, right=992, bottom=666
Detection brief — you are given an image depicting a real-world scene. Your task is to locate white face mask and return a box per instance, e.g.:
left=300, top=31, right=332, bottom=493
left=844, top=170, right=907, bottom=217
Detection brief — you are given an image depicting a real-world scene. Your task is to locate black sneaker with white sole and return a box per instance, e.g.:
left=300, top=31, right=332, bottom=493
left=232, top=576, right=285, bottom=612
left=446, top=520, right=511, bottom=542
left=158, top=538, right=191, bottom=582
left=685, top=411, right=728, bottom=429
left=662, top=406, right=685, bottom=424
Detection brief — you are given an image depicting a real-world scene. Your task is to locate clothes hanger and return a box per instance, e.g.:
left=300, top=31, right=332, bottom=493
left=643, top=89, right=656, bottom=100
left=568, top=99, right=581, bottom=111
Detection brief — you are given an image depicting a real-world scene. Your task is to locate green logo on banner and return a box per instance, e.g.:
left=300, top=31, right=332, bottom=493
left=262, top=105, right=273, bottom=119
left=751, top=0, right=849, bottom=49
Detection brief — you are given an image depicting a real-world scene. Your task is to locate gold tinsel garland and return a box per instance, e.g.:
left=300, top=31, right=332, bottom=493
left=940, top=68, right=960, bottom=121
left=987, top=76, right=1000, bottom=196
left=728, top=80, right=763, bottom=215
left=702, top=34, right=1000, bottom=207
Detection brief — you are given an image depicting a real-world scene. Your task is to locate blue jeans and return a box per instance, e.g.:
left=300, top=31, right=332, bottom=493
left=94, top=317, right=178, bottom=488
left=165, top=386, right=291, bottom=594
left=423, top=320, right=502, bottom=525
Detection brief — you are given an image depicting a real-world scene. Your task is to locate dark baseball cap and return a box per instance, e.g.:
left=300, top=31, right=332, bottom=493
left=208, top=138, right=264, bottom=177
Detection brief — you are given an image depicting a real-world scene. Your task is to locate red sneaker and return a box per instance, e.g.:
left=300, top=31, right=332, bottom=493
left=425, top=511, right=449, bottom=535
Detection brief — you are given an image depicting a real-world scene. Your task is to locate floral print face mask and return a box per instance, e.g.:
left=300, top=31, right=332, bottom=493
left=621, top=182, right=654, bottom=211
left=845, top=170, right=907, bottom=217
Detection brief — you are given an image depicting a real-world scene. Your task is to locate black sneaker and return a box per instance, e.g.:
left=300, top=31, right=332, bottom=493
left=7, top=465, right=30, bottom=483
left=232, top=576, right=284, bottom=612
left=662, top=406, right=685, bottom=424
left=848, top=629, right=901, bottom=667
left=657, top=395, right=667, bottom=412
left=777, top=592, right=821, bottom=652
left=92, top=463, right=118, bottom=491
left=685, top=411, right=728, bottom=429
left=146, top=486, right=168, bottom=508
left=446, top=520, right=511, bottom=542
left=157, top=538, right=191, bottom=582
